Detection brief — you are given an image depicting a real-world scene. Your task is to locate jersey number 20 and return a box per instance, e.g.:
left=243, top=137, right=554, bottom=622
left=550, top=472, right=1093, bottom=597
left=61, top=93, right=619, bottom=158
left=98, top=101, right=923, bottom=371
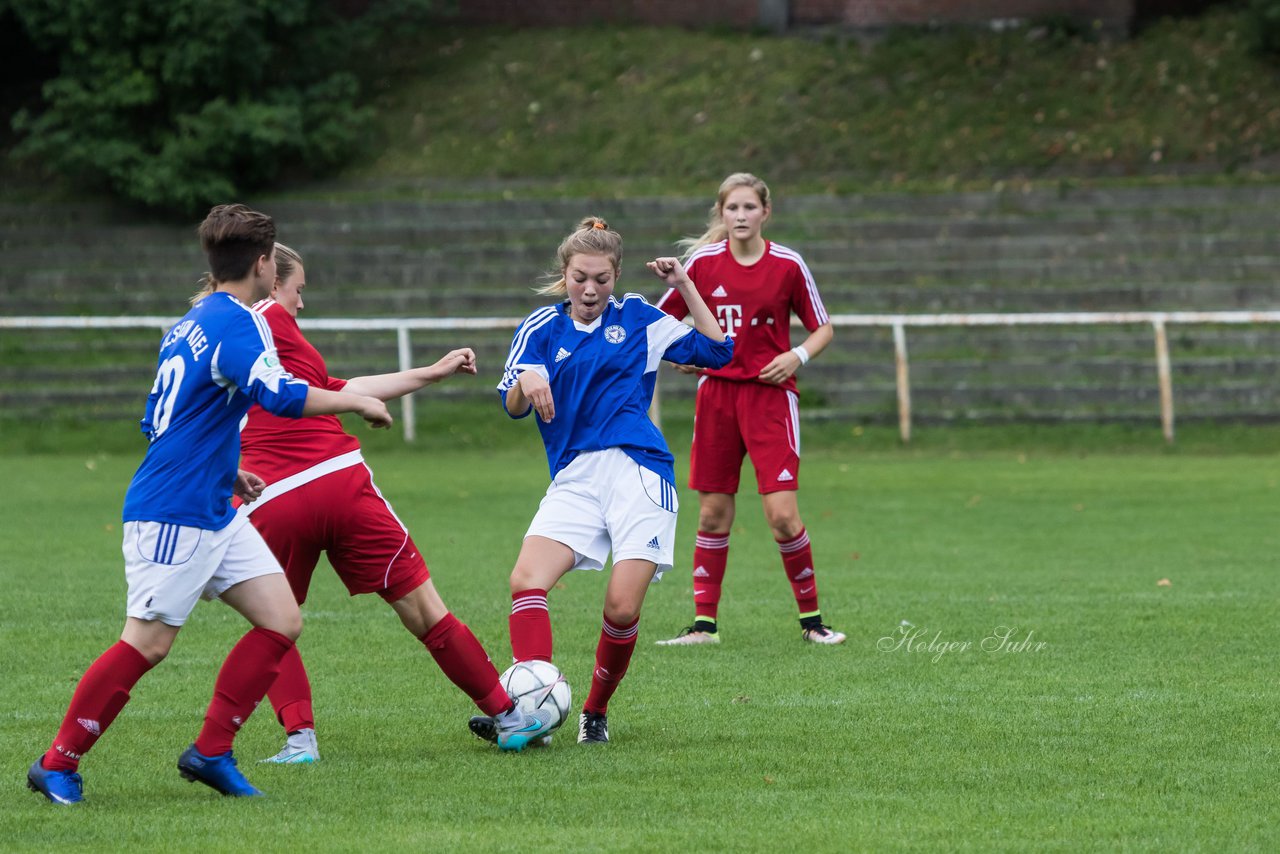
left=151, top=355, right=187, bottom=439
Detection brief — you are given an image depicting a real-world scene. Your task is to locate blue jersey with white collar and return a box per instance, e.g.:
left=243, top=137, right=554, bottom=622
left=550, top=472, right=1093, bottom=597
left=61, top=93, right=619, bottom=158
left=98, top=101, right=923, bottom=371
left=499, top=292, right=734, bottom=483
left=122, top=291, right=311, bottom=529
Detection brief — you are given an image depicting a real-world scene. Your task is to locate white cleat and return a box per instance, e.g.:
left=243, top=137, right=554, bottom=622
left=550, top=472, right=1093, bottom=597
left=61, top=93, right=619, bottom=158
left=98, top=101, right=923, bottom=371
left=655, top=626, right=721, bottom=646
left=802, top=624, right=847, bottom=645
left=260, top=728, right=320, bottom=764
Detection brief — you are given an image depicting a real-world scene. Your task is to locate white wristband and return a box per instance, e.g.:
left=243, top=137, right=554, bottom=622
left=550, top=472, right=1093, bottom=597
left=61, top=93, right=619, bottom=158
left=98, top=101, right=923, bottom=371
left=791, top=345, right=810, bottom=366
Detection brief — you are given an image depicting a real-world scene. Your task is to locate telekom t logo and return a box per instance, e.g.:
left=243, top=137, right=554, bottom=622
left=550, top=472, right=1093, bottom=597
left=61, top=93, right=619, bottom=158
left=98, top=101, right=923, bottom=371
left=716, top=304, right=743, bottom=337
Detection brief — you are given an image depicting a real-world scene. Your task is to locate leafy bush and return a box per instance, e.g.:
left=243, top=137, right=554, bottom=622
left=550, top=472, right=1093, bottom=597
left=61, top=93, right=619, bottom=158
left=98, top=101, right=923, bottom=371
left=7, top=0, right=435, bottom=213
left=1246, top=0, right=1280, bottom=56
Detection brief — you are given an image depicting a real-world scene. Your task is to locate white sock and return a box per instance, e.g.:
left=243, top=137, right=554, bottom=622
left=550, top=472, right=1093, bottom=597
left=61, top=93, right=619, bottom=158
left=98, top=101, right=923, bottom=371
left=494, top=705, right=523, bottom=727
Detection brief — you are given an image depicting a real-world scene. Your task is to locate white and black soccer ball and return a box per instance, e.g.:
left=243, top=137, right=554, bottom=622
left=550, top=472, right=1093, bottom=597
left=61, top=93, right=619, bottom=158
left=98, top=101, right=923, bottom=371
left=499, top=660, right=572, bottom=733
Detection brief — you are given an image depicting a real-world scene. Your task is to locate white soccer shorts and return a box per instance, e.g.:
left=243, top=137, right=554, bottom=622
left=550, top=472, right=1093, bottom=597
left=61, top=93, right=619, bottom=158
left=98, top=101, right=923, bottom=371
left=123, top=514, right=284, bottom=626
left=525, top=447, right=679, bottom=580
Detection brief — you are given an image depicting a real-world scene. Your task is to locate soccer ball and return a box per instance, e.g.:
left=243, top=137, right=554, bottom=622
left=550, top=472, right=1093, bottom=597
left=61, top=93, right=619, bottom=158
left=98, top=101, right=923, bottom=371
left=500, top=660, right=572, bottom=733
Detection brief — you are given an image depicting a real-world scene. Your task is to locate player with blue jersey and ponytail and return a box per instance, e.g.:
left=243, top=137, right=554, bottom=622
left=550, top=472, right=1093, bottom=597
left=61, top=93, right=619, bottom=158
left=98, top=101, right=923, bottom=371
left=469, top=216, right=732, bottom=747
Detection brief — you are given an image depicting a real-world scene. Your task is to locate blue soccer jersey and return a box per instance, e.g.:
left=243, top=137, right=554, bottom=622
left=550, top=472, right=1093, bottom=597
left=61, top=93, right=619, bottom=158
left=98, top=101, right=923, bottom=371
left=122, top=291, right=311, bottom=530
left=498, top=293, right=734, bottom=483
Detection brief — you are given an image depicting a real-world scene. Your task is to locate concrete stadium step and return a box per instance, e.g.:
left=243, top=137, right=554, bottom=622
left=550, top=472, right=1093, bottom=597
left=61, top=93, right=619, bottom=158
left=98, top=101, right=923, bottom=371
left=9, top=230, right=1276, bottom=268
left=6, top=182, right=1279, bottom=426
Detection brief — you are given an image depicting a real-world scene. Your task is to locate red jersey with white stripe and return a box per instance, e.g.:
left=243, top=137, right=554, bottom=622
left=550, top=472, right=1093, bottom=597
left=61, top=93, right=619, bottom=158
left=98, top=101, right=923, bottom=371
left=655, top=240, right=828, bottom=393
left=238, top=299, right=360, bottom=485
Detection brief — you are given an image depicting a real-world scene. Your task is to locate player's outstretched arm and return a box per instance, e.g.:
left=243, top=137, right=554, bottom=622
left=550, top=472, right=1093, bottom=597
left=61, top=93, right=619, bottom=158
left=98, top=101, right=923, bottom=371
left=302, top=387, right=393, bottom=428
left=344, top=348, right=478, bottom=401
left=646, top=257, right=725, bottom=343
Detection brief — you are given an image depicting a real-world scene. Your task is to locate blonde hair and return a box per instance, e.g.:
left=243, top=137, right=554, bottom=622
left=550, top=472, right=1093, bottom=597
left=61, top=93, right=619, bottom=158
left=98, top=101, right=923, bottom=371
left=535, top=216, right=623, bottom=296
left=678, top=172, right=772, bottom=261
left=274, top=243, right=303, bottom=284
left=190, top=241, right=302, bottom=306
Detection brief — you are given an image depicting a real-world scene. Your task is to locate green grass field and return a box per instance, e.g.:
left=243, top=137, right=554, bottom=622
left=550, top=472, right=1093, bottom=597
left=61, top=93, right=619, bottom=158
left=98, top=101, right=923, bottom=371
left=2, top=429, right=1277, bottom=851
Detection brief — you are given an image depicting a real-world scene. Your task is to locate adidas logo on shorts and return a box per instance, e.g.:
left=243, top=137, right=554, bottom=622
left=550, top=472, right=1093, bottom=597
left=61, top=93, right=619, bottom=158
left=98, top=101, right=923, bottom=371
left=777, top=468, right=794, bottom=482
left=647, top=536, right=661, bottom=550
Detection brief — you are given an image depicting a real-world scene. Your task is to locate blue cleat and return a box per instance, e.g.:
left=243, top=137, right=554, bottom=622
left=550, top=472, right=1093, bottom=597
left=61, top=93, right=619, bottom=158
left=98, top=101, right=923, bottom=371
left=469, top=714, right=554, bottom=748
left=496, top=708, right=557, bottom=752
left=177, top=745, right=263, bottom=797
left=27, top=759, right=84, bottom=805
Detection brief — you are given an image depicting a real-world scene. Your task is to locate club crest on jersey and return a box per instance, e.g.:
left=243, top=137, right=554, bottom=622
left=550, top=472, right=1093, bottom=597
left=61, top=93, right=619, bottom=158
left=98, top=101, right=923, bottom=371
left=604, top=325, right=626, bottom=344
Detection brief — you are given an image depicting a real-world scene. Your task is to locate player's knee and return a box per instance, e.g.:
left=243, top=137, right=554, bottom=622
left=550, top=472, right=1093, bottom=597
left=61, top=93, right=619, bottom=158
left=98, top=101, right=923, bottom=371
left=269, top=611, right=303, bottom=642
left=764, top=506, right=803, bottom=538
left=698, top=509, right=733, bottom=532
left=768, top=518, right=804, bottom=541
left=603, top=598, right=641, bottom=627
left=509, top=565, right=539, bottom=593
left=136, top=643, right=170, bottom=666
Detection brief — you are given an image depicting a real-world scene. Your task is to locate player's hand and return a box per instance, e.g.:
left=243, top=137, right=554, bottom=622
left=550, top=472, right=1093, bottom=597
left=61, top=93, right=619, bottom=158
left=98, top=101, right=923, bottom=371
left=670, top=363, right=701, bottom=375
left=234, top=470, right=267, bottom=503
left=757, top=351, right=801, bottom=385
left=646, top=256, right=692, bottom=288
left=431, top=348, right=478, bottom=379
left=518, top=371, right=555, bottom=423
left=359, top=396, right=394, bottom=429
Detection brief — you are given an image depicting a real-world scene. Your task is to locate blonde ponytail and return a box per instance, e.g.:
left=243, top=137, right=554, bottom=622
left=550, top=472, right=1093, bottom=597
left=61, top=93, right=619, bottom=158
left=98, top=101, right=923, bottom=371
left=189, top=272, right=217, bottom=306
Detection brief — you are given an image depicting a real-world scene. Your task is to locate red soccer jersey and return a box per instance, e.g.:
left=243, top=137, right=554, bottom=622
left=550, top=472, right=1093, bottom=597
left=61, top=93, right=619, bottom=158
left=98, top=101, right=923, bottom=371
left=238, top=299, right=360, bottom=484
left=655, top=240, right=829, bottom=392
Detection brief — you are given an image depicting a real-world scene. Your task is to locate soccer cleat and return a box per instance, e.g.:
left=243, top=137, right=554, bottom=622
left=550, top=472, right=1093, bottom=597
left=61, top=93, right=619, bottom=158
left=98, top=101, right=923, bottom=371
left=178, top=745, right=263, bottom=797
left=27, top=759, right=84, bottom=805
left=496, top=708, right=557, bottom=752
left=577, top=711, right=609, bottom=744
left=469, top=715, right=552, bottom=748
left=802, top=623, right=847, bottom=645
left=655, top=625, right=720, bottom=646
left=260, top=728, right=319, bottom=764
left=468, top=715, right=499, bottom=743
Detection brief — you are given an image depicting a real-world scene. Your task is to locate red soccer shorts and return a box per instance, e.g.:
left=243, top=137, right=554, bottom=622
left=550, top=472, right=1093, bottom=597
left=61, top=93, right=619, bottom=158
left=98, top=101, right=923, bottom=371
left=687, top=376, right=801, bottom=495
left=246, top=462, right=429, bottom=605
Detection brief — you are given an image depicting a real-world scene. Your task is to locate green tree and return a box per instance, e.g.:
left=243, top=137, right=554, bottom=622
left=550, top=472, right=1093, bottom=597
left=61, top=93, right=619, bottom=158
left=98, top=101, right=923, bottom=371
left=8, top=0, right=434, bottom=213
left=1247, top=0, right=1280, bottom=56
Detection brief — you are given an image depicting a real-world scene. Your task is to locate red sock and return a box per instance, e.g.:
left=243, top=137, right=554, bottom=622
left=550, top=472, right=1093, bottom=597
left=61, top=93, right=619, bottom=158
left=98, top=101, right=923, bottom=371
left=692, top=531, right=730, bottom=625
left=778, top=528, right=819, bottom=615
left=194, top=627, right=293, bottom=756
left=583, top=615, right=639, bottom=715
left=267, top=643, right=314, bottom=734
left=421, top=612, right=511, bottom=716
left=509, top=588, right=552, bottom=663
left=43, top=641, right=153, bottom=772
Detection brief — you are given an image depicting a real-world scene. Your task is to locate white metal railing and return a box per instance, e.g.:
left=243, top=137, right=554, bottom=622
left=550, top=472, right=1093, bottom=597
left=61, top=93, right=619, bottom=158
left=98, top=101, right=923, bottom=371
left=4, top=311, right=1279, bottom=443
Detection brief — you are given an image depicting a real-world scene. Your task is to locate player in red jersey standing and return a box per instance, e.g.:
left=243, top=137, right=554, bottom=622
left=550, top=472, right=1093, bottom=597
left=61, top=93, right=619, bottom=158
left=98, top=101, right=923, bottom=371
left=653, top=173, right=846, bottom=647
left=229, top=244, right=555, bottom=762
